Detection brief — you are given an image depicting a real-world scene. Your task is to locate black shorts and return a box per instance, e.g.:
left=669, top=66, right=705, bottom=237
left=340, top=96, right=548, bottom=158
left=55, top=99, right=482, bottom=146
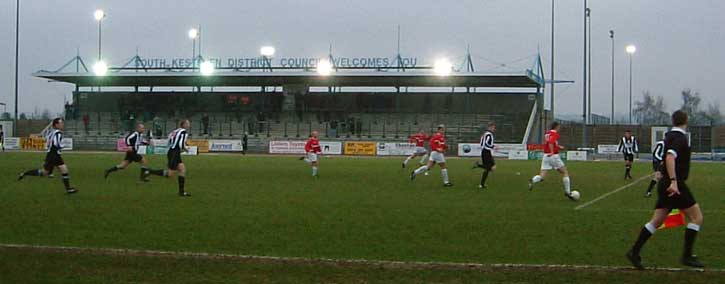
left=43, top=152, right=65, bottom=171
left=124, top=150, right=143, bottom=163
left=167, top=149, right=183, bottom=170
left=655, top=180, right=697, bottom=210
left=624, top=153, right=634, bottom=162
left=480, top=151, right=495, bottom=171
left=652, top=161, right=662, bottom=172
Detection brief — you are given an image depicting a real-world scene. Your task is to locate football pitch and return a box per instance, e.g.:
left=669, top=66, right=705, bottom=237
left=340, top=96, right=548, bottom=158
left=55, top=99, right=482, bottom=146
left=1, top=152, right=723, bottom=283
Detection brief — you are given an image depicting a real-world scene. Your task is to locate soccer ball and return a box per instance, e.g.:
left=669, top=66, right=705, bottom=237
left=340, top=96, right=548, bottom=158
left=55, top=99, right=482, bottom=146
left=569, top=190, right=581, bottom=201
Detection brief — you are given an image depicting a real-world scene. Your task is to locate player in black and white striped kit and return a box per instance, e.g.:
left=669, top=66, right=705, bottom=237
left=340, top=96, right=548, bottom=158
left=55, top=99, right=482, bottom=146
left=472, top=122, right=497, bottom=189
left=17, top=118, right=77, bottom=194
left=145, top=119, right=191, bottom=197
left=617, top=130, right=639, bottom=179
left=104, top=123, right=163, bottom=182
left=645, top=140, right=665, bottom=198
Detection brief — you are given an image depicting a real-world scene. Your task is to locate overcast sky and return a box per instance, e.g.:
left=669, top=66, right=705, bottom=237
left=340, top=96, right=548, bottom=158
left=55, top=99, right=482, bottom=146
left=0, top=0, right=723, bottom=117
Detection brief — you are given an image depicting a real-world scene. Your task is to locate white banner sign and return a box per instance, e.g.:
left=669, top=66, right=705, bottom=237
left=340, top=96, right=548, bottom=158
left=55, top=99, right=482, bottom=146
left=151, top=139, right=168, bottom=147
left=2, top=137, right=20, bottom=150
left=181, top=146, right=198, bottom=156
left=457, top=143, right=526, bottom=157
left=61, top=138, right=73, bottom=151
left=209, top=139, right=243, bottom=152
left=138, top=145, right=148, bottom=155
left=508, top=150, right=529, bottom=160
left=376, top=142, right=416, bottom=156
left=269, top=140, right=342, bottom=155
left=597, top=144, right=620, bottom=155
left=320, top=142, right=343, bottom=155
left=567, top=151, right=588, bottom=161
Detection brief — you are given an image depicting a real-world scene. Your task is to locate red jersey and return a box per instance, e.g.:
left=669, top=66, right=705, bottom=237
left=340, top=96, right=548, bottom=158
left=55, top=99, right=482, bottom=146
left=429, top=133, right=447, bottom=152
left=409, top=133, right=429, bottom=147
left=544, top=130, right=560, bottom=154
left=305, top=137, right=321, bottom=153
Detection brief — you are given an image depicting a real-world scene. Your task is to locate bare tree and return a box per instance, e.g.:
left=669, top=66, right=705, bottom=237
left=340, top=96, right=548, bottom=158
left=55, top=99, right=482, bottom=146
left=633, top=91, right=669, bottom=125
left=680, top=89, right=706, bottom=125
left=702, top=101, right=722, bottom=125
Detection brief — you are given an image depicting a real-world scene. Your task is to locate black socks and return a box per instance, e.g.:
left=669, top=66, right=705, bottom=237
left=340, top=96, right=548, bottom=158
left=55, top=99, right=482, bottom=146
left=62, top=173, right=71, bottom=190
left=178, top=176, right=185, bottom=194
left=480, top=170, right=490, bottom=186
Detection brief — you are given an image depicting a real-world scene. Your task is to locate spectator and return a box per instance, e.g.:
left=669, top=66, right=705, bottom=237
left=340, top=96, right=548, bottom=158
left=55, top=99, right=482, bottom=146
left=242, top=132, right=248, bottom=155
left=82, top=114, right=90, bottom=135
left=202, top=113, right=210, bottom=135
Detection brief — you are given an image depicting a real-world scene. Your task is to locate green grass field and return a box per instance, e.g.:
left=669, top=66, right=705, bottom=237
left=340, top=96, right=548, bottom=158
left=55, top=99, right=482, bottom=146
left=1, top=152, right=724, bottom=283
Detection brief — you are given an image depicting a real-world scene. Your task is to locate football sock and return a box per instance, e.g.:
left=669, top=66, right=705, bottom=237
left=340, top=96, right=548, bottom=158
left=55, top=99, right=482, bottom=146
left=413, top=165, right=429, bottom=176
left=625, top=165, right=632, bottom=177
left=532, top=175, right=543, bottom=183
left=23, top=169, right=42, bottom=176
left=646, top=179, right=657, bottom=193
left=62, top=173, right=71, bottom=190
left=178, top=176, right=185, bottom=194
left=684, top=223, right=700, bottom=257
left=419, top=154, right=428, bottom=164
left=441, top=169, right=449, bottom=184
left=563, top=176, right=571, bottom=194
left=312, top=166, right=318, bottom=177
left=632, top=222, right=657, bottom=255
left=480, top=170, right=490, bottom=186
left=403, top=156, right=412, bottom=166
left=147, top=169, right=167, bottom=177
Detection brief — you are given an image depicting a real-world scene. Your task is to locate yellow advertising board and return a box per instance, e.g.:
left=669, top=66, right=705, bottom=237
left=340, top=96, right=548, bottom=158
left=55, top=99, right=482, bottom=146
left=344, top=141, right=376, bottom=156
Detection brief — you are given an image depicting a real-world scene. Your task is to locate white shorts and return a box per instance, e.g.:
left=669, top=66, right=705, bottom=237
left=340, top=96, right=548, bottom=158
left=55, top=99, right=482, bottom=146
left=429, top=151, right=446, bottom=163
left=541, top=154, right=565, bottom=170
left=414, top=147, right=428, bottom=155
left=307, top=152, right=319, bottom=162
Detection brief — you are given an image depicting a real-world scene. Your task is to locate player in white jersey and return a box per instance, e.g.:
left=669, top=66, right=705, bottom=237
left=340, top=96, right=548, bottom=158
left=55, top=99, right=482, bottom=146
left=617, top=130, right=639, bottom=179
left=103, top=123, right=162, bottom=182
left=17, top=118, right=77, bottom=194
left=145, top=119, right=192, bottom=197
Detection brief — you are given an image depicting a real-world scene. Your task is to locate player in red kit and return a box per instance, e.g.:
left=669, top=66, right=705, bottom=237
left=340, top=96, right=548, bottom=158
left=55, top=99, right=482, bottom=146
left=410, top=125, right=453, bottom=187
left=528, top=122, right=576, bottom=201
left=402, top=129, right=429, bottom=168
left=301, top=130, right=322, bottom=177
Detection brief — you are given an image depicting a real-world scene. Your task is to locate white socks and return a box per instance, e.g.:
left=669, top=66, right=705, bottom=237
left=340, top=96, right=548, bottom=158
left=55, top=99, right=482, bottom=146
left=303, top=158, right=311, bottom=165
left=441, top=169, right=449, bottom=184
left=532, top=175, right=543, bottom=183
left=403, top=156, right=412, bottom=166
left=414, top=165, right=429, bottom=175
left=563, top=176, right=571, bottom=194
left=645, top=222, right=657, bottom=234
left=687, top=223, right=701, bottom=232
left=419, top=154, right=428, bottom=165
left=312, top=166, right=318, bottom=176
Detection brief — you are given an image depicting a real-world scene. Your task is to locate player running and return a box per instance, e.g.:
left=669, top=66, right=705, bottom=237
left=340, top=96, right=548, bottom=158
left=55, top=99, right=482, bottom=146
left=644, top=140, right=665, bottom=198
left=300, top=130, right=322, bottom=177
left=145, top=119, right=192, bottom=197
left=627, top=110, right=704, bottom=269
left=528, top=122, right=575, bottom=201
left=618, top=130, right=639, bottom=179
left=0, top=125, right=5, bottom=152
left=410, top=125, right=453, bottom=187
left=103, top=123, right=162, bottom=182
left=472, top=122, right=496, bottom=189
left=402, top=129, right=429, bottom=169
left=17, top=118, right=77, bottom=194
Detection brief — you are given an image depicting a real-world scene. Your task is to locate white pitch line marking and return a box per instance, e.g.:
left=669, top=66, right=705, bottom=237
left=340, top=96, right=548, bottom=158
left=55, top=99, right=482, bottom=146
left=575, top=174, right=653, bottom=210
left=0, top=243, right=719, bottom=273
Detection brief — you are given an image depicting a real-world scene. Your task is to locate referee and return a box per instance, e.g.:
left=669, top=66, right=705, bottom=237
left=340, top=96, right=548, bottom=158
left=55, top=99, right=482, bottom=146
left=627, top=110, right=704, bottom=269
left=473, top=122, right=497, bottom=189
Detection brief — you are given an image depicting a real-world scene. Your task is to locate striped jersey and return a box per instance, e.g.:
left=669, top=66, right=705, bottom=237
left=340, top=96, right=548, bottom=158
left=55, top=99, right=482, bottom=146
left=168, top=128, right=188, bottom=151
left=46, top=129, right=63, bottom=154
left=125, top=131, right=143, bottom=152
left=652, top=140, right=665, bottom=163
left=480, top=131, right=494, bottom=152
left=617, top=136, right=639, bottom=155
